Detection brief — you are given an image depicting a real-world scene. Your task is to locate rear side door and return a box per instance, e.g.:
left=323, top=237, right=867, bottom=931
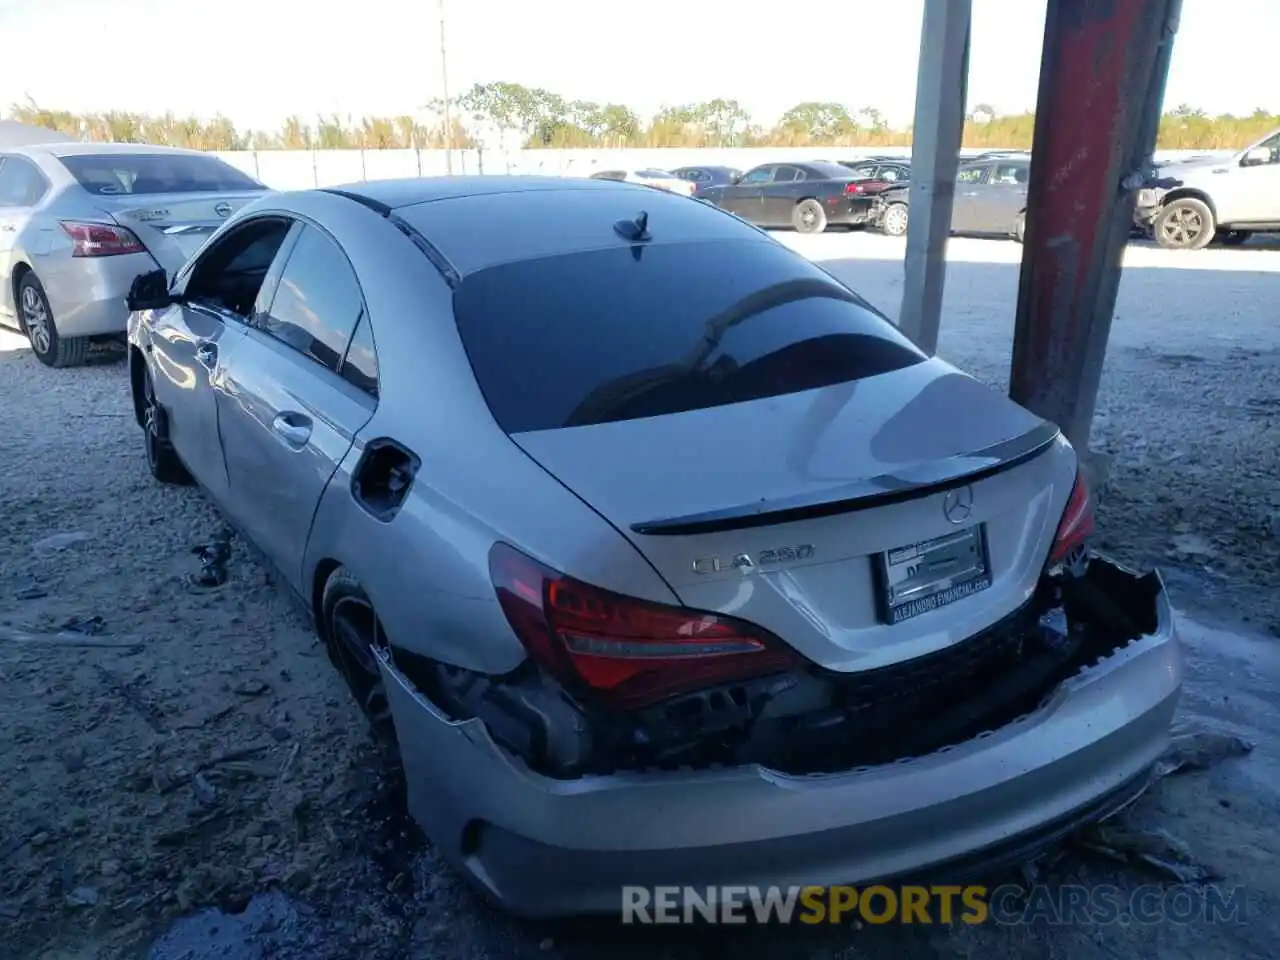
left=214, top=222, right=378, bottom=592
left=950, top=164, right=993, bottom=233
left=980, top=161, right=1030, bottom=233
left=0, top=156, right=49, bottom=323
left=152, top=216, right=298, bottom=502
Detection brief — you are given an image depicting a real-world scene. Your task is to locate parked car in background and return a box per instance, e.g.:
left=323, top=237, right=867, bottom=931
left=587, top=168, right=696, bottom=196
left=126, top=175, right=1180, bottom=918
left=837, top=158, right=912, bottom=195
left=0, top=142, right=268, bottom=367
left=1134, top=127, right=1280, bottom=249
left=698, top=161, right=879, bottom=233
left=668, top=165, right=743, bottom=196
left=871, top=156, right=1030, bottom=241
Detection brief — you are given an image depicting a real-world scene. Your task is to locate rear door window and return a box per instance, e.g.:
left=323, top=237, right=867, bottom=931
left=992, top=163, right=1029, bottom=184
left=0, top=156, right=48, bottom=206
left=451, top=239, right=926, bottom=433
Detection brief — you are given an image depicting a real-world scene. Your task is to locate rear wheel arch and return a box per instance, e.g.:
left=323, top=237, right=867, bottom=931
left=9, top=261, right=31, bottom=310
left=311, top=557, right=343, bottom=635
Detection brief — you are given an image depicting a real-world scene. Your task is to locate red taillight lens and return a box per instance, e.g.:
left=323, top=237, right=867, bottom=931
left=489, top=543, right=798, bottom=710
left=1048, top=469, right=1095, bottom=565
left=844, top=182, right=863, bottom=194
left=60, top=221, right=145, bottom=257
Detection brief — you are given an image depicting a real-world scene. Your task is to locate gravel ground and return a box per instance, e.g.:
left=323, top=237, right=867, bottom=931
left=1, top=234, right=1278, bottom=960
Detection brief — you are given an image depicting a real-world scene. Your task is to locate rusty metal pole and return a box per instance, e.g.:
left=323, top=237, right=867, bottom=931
left=897, top=0, right=972, bottom=355
left=1009, top=0, right=1182, bottom=457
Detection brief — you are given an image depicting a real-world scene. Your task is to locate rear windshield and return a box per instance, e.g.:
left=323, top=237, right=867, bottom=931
left=58, top=153, right=266, bottom=196
left=806, top=161, right=857, bottom=180
left=451, top=240, right=926, bottom=433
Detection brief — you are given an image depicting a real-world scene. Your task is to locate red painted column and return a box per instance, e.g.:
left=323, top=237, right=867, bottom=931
left=1009, top=0, right=1182, bottom=453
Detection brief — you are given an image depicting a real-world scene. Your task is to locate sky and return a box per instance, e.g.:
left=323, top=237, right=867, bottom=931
left=0, top=0, right=1276, bottom=132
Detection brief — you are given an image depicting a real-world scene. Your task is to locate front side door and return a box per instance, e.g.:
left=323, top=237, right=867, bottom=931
left=761, top=165, right=803, bottom=224
left=950, top=164, right=993, bottom=233
left=981, top=161, right=1030, bottom=233
left=1220, top=130, right=1280, bottom=223
left=151, top=216, right=298, bottom=501
left=718, top=166, right=772, bottom=219
left=215, top=222, right=377, bottom=591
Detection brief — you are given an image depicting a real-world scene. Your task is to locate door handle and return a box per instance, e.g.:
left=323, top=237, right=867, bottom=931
left=272, top=412, right=312, bottom=447
left=194, top=341, right=217, bottom=368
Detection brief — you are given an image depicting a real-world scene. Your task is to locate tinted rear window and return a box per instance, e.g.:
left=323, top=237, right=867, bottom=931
left=58, top=153, right=265, bottom=196
left=451, top=240, right=926, bottom=433
left=805, top=161, right=857, bottom=180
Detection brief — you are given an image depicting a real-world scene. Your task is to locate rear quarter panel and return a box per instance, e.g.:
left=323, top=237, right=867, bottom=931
left=297, top=197, right=680, bottom=675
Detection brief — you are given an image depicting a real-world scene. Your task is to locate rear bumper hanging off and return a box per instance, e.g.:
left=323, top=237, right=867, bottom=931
left=377, top=554, right=1182, bottom=918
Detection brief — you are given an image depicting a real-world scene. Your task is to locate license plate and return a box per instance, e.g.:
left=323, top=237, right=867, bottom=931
left=874, top=525, right=991, bottom=624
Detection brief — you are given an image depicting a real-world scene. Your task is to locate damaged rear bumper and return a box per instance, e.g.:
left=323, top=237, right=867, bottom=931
left=376, top=557, right=1182, bottom=918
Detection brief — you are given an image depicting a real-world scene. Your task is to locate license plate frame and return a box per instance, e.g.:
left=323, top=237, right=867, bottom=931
left=873, top=524, right=992, bottom=625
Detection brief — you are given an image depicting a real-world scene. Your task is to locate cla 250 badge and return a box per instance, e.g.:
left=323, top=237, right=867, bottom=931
left=692, top=544, right=815, bottom=574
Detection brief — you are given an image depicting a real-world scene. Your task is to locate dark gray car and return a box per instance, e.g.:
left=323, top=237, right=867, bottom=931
left=668, top=164, right=743, bottom=196
left=872, top=157, right=1030, bottom=241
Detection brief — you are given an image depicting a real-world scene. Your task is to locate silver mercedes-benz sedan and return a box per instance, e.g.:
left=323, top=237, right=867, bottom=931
left=0, top=142, right=267, bottom=367
left=125, top=176, right=1182, bottom=918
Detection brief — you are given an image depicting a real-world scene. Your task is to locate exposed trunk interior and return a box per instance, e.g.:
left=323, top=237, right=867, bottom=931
left=390, top=556, right=1163, bottom=780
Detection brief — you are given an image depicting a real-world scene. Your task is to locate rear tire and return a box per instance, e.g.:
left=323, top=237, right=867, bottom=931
left=322, top=567, right=397, bottom=745
left=792, top=199, right=827, bottom=234
left=880, top=202, right=909, bottom=237
left=140, top=364, right=193, bottom=485
left=17, top=273, right=90, bottom=368
left=1153, top=198, right=1215, bottom=251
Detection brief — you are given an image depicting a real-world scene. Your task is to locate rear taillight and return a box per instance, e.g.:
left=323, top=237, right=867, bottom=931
left=844, top=182, right=863, bottom=194
left=489, top=542, right=798, bottom=710
left=1048, top=468, right=1094, bottom=566
left=60, top=221, right=145, bottom=257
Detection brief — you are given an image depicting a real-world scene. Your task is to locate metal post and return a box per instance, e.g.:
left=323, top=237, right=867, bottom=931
left=1009, top=0, right=1182, bottom=454
left=439, top=0, right=453, bottom=175
left=897, top=0, right=972, bottom=355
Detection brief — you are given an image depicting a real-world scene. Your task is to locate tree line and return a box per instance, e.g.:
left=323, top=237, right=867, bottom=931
left=7, top=87, right=1277, bottom=152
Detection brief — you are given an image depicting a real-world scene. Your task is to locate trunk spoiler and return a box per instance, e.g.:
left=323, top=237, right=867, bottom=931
left=630, top=420, right=1063, bottom=536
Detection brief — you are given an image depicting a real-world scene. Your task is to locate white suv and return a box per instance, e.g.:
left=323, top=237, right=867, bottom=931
left=1135, top=127, right=1280, bottom=250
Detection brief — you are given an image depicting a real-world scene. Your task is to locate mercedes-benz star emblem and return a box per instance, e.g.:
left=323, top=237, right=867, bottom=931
left=942, top=485, right=974, bottom=524
left=214, top=202, right=232, bottom=218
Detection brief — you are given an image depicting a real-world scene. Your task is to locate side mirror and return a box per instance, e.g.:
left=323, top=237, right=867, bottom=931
left=1242, top=146, right=1271, bottom=167
left=730, top=174, right=743, bottom=185
left=126, top=269, right=175, bottom=312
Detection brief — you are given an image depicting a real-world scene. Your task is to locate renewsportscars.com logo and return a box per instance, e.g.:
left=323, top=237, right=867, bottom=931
left=621, top=884, right=1248, bottom=926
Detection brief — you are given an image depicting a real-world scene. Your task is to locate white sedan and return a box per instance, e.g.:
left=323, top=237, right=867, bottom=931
left=587, top=167, right=697, bottom=196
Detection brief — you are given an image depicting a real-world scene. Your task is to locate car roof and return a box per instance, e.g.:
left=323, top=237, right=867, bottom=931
left=12, top=141, right=208, bottom=158
left=324, top=176, right=771, bottom=277
left=327, top=175, right=635, bottom=211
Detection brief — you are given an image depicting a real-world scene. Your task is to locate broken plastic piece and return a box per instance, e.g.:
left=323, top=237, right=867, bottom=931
left=189, top=529, right=233, bottom=588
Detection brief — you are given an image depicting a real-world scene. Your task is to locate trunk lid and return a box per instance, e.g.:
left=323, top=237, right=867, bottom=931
left=94, top=191, right=267, bottom=270
left=512, top=358, right=1079, bottom=672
